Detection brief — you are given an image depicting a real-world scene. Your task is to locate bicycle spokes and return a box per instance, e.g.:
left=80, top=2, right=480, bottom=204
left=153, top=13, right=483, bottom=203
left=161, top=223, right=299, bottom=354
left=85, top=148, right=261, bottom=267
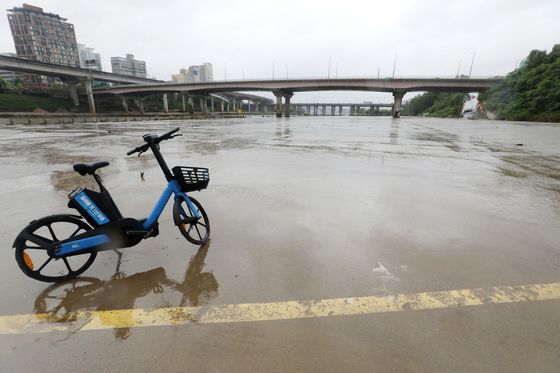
left=174, top=196, right=210, bottom=245
left=15, top=217, right=97, bottom=282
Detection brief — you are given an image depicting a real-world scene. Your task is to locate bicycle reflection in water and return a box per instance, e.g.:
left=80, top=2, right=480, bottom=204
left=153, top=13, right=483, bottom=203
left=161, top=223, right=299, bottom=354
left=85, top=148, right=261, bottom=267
left=34, top=242, right=218, bottom=339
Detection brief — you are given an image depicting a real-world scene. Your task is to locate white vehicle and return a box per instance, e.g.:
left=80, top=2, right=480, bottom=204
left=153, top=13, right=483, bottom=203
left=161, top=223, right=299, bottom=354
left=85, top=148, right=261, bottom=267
left=462, top=94, right=481, bottom=119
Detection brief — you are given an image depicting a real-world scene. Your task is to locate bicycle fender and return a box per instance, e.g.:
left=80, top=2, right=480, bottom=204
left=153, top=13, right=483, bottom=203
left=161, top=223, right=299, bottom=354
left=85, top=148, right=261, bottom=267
left=12, top=214, right=84, bottom=248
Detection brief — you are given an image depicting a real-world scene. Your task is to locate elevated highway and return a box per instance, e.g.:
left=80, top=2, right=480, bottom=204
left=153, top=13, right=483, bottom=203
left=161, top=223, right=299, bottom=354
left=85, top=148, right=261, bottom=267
left=0, top=55, right=503, bottom=117
left=0, top=55, right=159, bottom=84
left=94, top=77, right=503, bottom=117
left=0, top=55, right=159, bottom=114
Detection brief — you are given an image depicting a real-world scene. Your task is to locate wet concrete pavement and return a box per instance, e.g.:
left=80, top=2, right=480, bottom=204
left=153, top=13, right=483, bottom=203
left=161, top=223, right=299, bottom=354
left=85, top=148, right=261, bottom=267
left=1, top=116, right=560, bottom=372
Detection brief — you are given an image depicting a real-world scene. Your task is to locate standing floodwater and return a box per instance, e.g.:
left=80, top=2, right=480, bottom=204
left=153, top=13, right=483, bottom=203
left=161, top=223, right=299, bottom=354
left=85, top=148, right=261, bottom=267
left=0, top=116, right=559, bottom=372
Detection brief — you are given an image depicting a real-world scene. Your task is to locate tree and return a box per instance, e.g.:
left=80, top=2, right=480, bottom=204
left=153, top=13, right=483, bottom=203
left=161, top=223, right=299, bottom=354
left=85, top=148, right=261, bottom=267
left=402, top=92, right=465, bottom=118
left=482, top=44, right=560, bottom=122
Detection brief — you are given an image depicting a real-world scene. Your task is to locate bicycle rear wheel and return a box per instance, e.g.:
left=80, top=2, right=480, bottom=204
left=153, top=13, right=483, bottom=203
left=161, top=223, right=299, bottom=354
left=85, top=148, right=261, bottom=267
left=14, top=215, right=97, bottom=282
left=173, top=196, right=210, bottom=245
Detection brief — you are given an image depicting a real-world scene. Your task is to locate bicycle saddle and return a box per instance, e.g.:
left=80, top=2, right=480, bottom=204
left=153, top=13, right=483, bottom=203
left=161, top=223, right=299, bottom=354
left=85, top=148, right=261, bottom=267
left=73, top=161, right=110, bottom=176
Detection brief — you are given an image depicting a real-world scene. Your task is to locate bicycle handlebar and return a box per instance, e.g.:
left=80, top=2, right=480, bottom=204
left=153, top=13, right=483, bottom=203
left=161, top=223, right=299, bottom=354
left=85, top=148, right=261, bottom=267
left=126, top=143, right=149, bottom=156
left=126, top=127, right=181, bottom=156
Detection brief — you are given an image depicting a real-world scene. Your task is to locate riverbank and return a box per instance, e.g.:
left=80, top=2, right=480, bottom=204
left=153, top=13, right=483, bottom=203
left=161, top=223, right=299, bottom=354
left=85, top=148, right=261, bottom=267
left=0, top=112, right=248, bottom=125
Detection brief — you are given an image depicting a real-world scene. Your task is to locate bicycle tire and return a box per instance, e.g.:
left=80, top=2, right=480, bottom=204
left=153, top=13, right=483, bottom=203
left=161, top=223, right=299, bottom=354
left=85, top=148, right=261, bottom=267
left=173, top=196, right=210, bottom=245
left=14, top=215, right=97, bottom=282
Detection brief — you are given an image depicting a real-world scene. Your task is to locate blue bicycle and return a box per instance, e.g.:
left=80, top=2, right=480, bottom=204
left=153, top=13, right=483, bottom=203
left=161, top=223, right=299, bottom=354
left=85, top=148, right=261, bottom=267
left=12, top=127, right=210, bottom=282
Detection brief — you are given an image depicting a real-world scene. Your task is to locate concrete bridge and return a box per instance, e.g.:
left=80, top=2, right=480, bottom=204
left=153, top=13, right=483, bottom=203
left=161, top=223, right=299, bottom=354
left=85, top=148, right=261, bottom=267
left=95, top=77, right=503, bottom=118
left=0, top=55, right=503, bottom=117
left=289, top=102, right=393, bottom=116
left=0, top=55, right=159, bottom=114
left=124, top=92, right=275, bottom=115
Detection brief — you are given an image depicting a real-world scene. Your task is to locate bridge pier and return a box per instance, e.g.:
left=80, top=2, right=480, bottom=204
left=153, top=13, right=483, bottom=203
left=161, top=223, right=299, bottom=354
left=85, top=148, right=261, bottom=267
left=221, top=100, right=225, bottom=112
left=392, top=90, right=405, bottom=118
left=121, top=97, right=128, bottom=112
left=283, top=93, right=293, bottom=117
left=274, top=92, right=283, bottom=117
left=84, top=79, right=96, bottom=114
left=135, top=99, right=144, bottom=114
left=188, top=96, right=194, bottom=113
left=211, top=97, right=215, bottom=112
left=67, top=82, right=79, bottom=106
left=163, top=94, right=169, bottom=113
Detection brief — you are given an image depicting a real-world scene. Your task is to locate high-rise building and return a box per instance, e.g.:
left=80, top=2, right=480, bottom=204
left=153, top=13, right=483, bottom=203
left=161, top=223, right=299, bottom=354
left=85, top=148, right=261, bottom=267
left=7, top=3, right=80, bottom=86
left=78, top=44, right=102, bottom=71
left=111, top=54, right=147, bottom=78
left=171, top=68, right=188, bottom=83
left=172, top=63, right=213, bottom=83
left=0, top=53, right=19, bottom=85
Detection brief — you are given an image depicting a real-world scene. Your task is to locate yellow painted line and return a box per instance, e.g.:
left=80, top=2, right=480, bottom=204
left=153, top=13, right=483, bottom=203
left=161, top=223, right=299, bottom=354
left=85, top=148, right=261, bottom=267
left=1, top=282, right=560, bottom=335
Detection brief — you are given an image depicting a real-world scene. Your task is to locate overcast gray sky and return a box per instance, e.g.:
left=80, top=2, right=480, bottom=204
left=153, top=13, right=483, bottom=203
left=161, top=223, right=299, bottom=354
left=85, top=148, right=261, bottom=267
left=1, top=0, right=559, bottom=102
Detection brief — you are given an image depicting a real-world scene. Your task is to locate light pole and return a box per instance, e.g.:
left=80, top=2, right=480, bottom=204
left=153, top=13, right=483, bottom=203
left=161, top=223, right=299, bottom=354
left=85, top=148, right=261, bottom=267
left=456, top=59, right=462, bottom=78
left=392, top=54, right=397, bottom=78
left=468, top=51, right=476, bottom=78
left=327, top=56, right=331, bottom=79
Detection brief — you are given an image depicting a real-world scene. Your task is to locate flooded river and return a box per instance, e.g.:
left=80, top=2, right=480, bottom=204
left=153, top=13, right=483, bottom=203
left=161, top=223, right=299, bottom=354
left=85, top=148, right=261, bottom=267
left=1, top=116, right=559, bottom=372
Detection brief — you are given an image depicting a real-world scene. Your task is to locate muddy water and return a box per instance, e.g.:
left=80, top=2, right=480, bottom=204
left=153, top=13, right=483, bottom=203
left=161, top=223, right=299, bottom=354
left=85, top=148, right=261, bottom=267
left=1, top=116, right=560, bottom=372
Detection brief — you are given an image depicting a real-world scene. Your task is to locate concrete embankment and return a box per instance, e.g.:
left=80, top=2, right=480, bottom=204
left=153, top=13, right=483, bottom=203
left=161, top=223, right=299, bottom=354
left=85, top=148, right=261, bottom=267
left=0, top=112, right=246, bottom=125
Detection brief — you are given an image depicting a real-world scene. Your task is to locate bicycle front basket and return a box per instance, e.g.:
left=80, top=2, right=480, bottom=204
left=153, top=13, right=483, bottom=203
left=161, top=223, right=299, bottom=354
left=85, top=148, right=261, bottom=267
left=172, top=166, right=210, bottom=192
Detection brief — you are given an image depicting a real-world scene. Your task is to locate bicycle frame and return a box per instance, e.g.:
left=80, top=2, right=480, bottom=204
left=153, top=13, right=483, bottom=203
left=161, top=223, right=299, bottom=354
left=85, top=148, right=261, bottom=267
left=143, top=179, right=200, bottom=230
left=56, top=180, right=200, bottom=256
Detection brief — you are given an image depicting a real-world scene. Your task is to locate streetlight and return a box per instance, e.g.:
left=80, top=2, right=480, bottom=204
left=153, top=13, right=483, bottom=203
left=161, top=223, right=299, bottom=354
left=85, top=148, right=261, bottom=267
left=468, top=51, right=476, bottom=78
left=456, top=59, right=462, bottom=78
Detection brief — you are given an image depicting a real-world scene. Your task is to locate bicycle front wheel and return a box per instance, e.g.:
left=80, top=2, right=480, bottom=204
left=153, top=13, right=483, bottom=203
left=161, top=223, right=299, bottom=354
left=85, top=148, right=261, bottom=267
left=173, top=196, right=210, bottom=245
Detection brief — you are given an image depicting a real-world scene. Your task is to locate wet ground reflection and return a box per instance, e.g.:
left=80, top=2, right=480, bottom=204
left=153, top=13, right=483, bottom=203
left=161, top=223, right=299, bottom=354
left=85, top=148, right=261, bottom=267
left=33, top=242, right=217, bottom=340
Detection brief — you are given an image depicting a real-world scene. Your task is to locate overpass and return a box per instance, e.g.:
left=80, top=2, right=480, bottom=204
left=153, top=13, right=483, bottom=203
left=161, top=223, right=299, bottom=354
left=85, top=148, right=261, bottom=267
left=0, top=55, right=160, bottom=114
left=94, top=77, right=503, bottom=118
left=289, top=102, right=393, bottom=116
left=0, top=55, right=503, bottom=117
